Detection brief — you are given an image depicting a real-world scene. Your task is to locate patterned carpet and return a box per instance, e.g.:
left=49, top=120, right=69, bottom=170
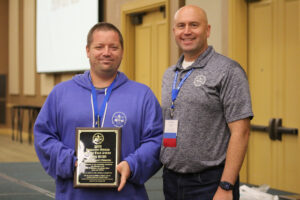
left=0, top=162, right=164, bottom=200
left=0, top=133, right=164, bottom=200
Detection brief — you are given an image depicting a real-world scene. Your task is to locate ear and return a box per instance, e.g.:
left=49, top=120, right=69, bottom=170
left=119, top=49, right=124, bottom=62
left=206, top=25, right=211, bottom=38
left=86, top=45, right=90, bottom=58
left=172, top=26, right=176, bottom=35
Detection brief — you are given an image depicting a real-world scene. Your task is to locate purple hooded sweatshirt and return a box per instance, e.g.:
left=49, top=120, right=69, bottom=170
left=34, top=71, right=163, bottom=200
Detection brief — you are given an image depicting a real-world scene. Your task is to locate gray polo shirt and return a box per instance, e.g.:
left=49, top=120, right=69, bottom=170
left=160, top=46, right=253, bottom=173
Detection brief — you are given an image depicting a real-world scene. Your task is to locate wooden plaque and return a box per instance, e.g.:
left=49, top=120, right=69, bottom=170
left=74, top=127, right=121, bottom=188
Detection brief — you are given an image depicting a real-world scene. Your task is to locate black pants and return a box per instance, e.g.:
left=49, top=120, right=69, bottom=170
left=162, top=166, right=240, bottom=200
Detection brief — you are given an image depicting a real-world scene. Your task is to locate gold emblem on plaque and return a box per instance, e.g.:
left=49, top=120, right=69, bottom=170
left=92, top=133, right=104, bottom=144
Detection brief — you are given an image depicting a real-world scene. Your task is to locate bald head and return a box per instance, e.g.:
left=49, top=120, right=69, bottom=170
left=174, top=5, right=208, bottom=26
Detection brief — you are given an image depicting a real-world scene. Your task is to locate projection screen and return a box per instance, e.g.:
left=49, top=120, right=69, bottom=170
left=36, top=0, right=99, bottom=73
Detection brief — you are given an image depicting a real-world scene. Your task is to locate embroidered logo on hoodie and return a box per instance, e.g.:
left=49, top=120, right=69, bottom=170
left=112, top=112, right=127, bottom=127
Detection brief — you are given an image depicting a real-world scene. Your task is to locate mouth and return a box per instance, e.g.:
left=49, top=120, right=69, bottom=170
left=181, top=38, right=195, bottom=44
left=100, top=59, right=113, bottom=64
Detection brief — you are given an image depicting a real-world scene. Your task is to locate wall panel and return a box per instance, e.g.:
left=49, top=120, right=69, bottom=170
left=23, top=0, right=35, bottom=96
left=8, top=0, right=19, bottom=95
left=41, top=74, right=55, bottom=96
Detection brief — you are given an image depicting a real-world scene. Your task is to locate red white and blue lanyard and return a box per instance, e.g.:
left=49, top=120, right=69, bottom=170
left=171, top=68, right=194, bottom=118
left=91, top=79, right=116, bottom=128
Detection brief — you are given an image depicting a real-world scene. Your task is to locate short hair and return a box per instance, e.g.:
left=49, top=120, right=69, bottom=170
left=86, top=22, right=124, bottom=49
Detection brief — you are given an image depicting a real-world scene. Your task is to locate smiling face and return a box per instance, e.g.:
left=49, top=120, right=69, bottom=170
left=86, top=30, right=123, bottom=80
left=173, top=5, right=211, bottom=61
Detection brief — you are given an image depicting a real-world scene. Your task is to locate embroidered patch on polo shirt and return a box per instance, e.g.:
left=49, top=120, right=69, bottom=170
left=194, top=74, right=206, bottom=87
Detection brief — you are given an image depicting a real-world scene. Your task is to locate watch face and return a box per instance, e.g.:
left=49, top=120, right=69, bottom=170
left=224, top=183, right=230, bottom=190
left=220, top=181, right=233, bottom=191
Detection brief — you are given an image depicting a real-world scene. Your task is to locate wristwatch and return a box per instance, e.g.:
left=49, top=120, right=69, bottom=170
left=219, top=181, right=234, bottom=191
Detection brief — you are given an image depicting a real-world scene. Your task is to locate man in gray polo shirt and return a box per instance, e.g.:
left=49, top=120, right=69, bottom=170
left=160, top=5, right=253, bottom=200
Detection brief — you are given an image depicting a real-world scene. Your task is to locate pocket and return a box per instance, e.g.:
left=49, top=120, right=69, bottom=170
left=56, top=177, right=68, bottom=194
left=199, top=166, right=223, bottom=184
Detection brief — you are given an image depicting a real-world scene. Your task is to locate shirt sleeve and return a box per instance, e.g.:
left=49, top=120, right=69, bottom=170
left=124, top=89, right=163, bottom=185
left=34, top=88, right=76, bottom=180
left=220, top=62, right=254, bottom=123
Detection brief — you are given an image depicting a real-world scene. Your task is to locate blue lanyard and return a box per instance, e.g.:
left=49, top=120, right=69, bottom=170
left=170, top=69, right=194, bottom=117
left=91, top=79, right=116, bottom=127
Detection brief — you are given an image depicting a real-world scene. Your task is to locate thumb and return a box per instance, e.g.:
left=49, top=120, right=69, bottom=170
left=117, top=161, right=131, bottom=192
left=118, top=171, right=127, bottom=191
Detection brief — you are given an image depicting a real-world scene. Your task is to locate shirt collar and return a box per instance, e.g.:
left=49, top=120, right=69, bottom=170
left=174, top=46, right=214, bottom=71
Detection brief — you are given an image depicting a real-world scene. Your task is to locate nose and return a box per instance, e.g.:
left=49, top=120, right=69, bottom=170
left=183, top=25, right=191, bottom=34
left=103, top=46, right=111, bottom=56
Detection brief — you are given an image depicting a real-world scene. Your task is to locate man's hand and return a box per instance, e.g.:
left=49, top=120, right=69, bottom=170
left=213, top=187, right=233, bottom=200
left=117, top=161, right=131, bottom=192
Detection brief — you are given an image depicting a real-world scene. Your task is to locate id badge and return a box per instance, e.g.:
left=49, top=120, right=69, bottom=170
left=163, top=120, right=178, bottom=147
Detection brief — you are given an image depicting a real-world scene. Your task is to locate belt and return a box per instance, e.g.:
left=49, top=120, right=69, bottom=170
left=164, top=164, right=225, bottom=176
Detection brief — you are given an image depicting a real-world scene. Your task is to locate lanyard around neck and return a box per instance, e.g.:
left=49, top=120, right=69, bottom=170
left=170, top=69, right=194, bottom=117
left=91, top=78, right=116, bottom=127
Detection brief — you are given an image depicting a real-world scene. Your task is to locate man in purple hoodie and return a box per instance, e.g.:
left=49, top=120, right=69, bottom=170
left=34, top=22, right=163, bottom=200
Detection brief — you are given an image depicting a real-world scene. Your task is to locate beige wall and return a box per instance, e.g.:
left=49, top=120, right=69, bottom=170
left=8, top=0, right=19, bottom=95
left=23, top=0, right=36, bottom=96
left=105, top=0, right=133, bottom=29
